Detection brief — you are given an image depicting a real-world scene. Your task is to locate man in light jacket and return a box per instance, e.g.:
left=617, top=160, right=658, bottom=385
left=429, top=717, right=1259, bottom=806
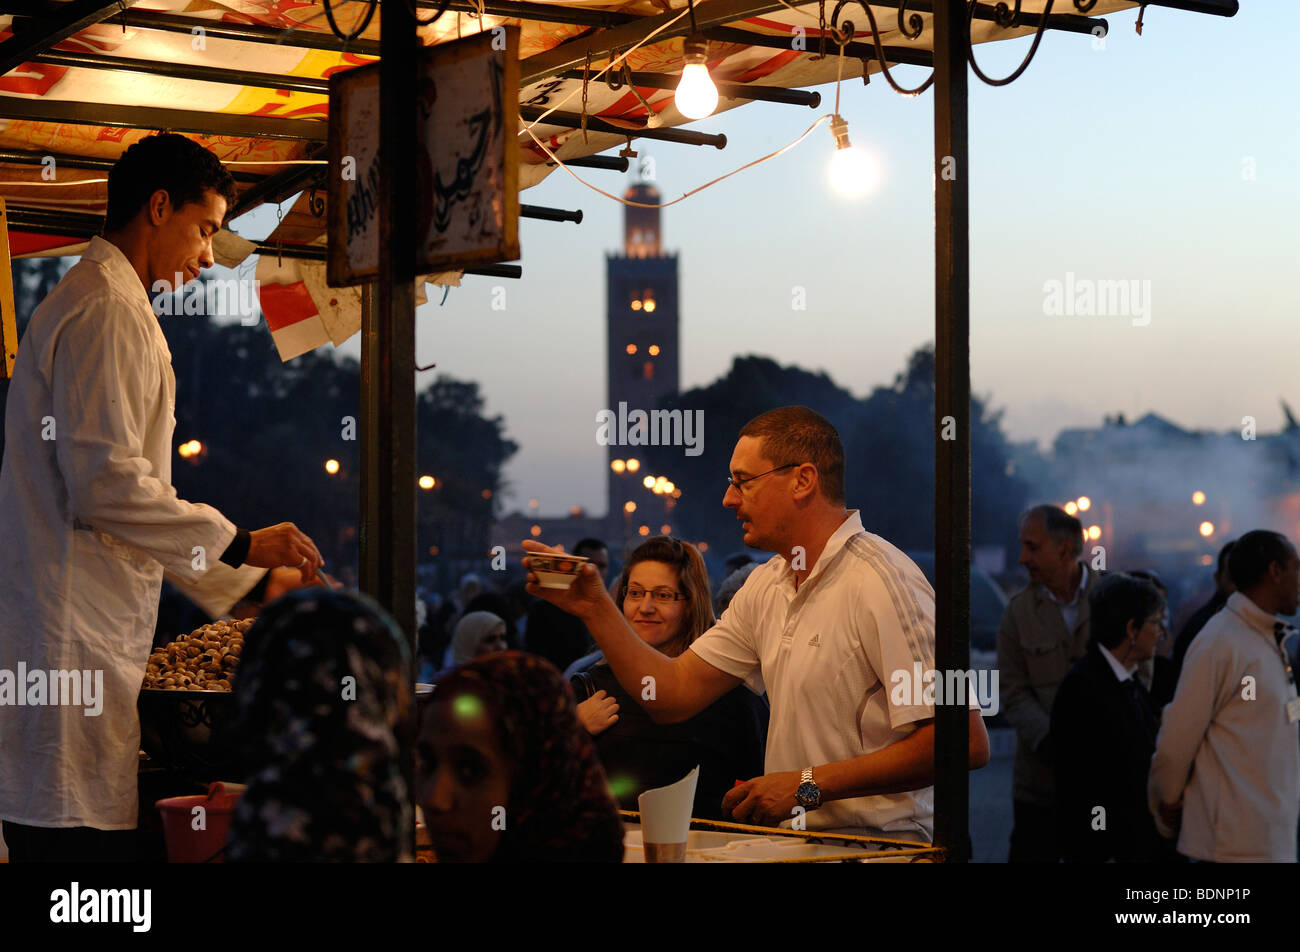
left=1149, top=529, right=1300, bottom=862
left=997, top=504, right=1098, bottom=862
left=0, top=133, right=326, bottom=862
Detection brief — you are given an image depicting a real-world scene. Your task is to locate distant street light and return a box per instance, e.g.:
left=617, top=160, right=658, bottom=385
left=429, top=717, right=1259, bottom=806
left=1064, top=501, right=1078, bottom=516
left=611, top=459, right=626, bottom=473
left=1076, top=496, right=1092, bottom=512
left=1087, top=525, right=1101, bottom=540
left=1199, top=521, right=1215, bottom=538
left=325, top=458, right=340, bottom=475
left=626, top=459, right=641, bottom=473
left=1192, top=491, right=1206, bottom=506
left=419, top=475, right=435, bottom=490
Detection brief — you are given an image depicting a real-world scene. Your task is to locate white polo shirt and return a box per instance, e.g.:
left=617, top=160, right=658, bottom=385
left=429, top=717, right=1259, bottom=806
left=689, top=511, right=940, bottom=842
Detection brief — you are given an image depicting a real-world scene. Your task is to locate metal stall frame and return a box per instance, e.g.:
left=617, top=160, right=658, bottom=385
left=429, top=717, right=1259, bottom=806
left=0, top=0, right=1239, bottom=863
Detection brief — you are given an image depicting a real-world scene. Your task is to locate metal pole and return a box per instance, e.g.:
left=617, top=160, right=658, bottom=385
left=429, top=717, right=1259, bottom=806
left=932, top=0, right=971, bottom=863
left=368, top=0, right=419, bottom=851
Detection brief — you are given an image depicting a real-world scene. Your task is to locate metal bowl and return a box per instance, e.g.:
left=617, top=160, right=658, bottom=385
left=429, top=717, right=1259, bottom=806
left=137, top=688, right=243, bottom=782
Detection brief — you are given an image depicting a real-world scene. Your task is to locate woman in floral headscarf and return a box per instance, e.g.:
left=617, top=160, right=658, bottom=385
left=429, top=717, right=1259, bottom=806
left=226, top=588, right=413, bottom=862
left=418, top=652, right=624, bottom=862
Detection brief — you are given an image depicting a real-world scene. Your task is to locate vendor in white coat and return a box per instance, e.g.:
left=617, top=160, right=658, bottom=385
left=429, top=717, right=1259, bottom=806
left=0, top=133, right=327, bottom=862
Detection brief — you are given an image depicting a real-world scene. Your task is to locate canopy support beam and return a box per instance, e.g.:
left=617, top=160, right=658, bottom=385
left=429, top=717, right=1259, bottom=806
left=0, top=96, right=325, bottom=141
left=933, top=0, right=972, bottom=864
left=519, top=0, right=790, bottom=86
left=519, top=105, right=727, bottom=148
left=0, top=0, right=138, bottom=76
left=560, top=67, right=823, bottom=108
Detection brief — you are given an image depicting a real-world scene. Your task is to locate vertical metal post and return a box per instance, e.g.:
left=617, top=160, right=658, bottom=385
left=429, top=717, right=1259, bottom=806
left=367, top=0, right=419, bottom=851
left=933, top=0, right=972, bottom=863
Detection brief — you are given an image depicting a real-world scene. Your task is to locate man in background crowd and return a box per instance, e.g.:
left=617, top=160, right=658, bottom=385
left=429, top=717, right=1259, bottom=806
left=998, top=504, right=1099, bottom=862
left=1149, top=530, right=1300, bottom=863
left=526, top=538, right=610, bottom=672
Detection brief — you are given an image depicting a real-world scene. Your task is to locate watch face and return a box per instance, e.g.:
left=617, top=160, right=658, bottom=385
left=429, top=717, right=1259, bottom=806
left=796, top=781, right=819, bottom=806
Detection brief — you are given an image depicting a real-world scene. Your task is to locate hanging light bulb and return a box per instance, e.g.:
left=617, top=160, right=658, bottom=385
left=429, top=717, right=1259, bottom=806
left=675, top=35, right=717, bottom=120
left=827, top=114, right=876, bottom=199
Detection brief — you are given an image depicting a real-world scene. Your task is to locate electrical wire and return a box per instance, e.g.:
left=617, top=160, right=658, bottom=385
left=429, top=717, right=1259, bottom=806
left=523, top=5, right=691, bottom=132
left=522, top=112, right=831, bottom=209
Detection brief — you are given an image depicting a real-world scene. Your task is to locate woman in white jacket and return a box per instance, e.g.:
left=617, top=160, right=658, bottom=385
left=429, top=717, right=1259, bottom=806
left=0, top=133, right=325, bottom=862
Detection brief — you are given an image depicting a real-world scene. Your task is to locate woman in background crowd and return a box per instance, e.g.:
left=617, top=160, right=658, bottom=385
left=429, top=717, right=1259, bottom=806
left=446, top=611, right=509, bottom=667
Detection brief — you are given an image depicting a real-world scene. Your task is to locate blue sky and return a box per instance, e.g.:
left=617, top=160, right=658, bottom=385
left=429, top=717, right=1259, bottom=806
left=231, top=1, right=1297, bottom=518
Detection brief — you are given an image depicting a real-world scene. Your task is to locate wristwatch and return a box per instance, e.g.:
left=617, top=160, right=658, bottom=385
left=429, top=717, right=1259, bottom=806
left=795, top=766, right=822, bottom=809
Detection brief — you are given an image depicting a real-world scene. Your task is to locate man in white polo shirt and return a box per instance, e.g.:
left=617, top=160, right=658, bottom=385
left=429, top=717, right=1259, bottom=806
left=524, top=406, right=989, bottom=842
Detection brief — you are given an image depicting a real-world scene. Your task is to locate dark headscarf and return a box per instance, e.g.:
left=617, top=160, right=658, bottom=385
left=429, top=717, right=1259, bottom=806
left=432, top=652, right=624, bottom=862
left=227, top=588, right=413, bottom=862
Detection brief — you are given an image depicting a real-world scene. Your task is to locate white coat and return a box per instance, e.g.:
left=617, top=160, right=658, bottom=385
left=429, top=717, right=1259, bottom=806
left=0, top=237, right=265, bottom=829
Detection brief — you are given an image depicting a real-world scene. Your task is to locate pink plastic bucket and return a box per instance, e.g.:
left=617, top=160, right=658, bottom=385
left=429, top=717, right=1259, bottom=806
left=156, top=782, right=243, bottom=863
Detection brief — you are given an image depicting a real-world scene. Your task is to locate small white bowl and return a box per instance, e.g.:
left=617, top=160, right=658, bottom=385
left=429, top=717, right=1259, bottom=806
left=528, top=552, right=589, bottom=589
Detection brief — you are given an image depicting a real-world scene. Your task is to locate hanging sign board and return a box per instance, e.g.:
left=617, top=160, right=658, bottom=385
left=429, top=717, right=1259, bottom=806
left=328, top=28, right=520, bottom=287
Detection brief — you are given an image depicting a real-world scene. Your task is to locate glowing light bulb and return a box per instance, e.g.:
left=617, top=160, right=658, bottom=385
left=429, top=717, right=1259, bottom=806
left=626, top=458, right=641, bottom=472
left=1192, top=491, right=1205, bottom=506
left=675, top=37, right=717, bottom=120
left=643, top=475, right=656, bottom=489
left=827, top=115, right=877, bottom=199
left=1199, top=521, right=1214, bottom=538
left=418, top=475, right=435, bottom=490
left=1076, top=496, right=1091, bottom=512
left=1064, top=501, right=1078, bottom=516
left=325, top=459, right=340, bottom=475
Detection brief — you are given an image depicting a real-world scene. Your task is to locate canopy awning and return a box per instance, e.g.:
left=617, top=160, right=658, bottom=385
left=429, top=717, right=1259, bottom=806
left=0, top=0, right=1152, bottom=252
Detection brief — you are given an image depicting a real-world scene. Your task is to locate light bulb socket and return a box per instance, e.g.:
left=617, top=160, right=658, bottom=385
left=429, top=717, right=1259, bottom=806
left=830, top=114, right=852, bottom=151
left=683, top=34, right=709, bottom=66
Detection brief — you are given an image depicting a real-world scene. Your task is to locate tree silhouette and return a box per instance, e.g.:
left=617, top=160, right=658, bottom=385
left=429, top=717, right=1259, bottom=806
left=638, top=347, right=1029, bottom=561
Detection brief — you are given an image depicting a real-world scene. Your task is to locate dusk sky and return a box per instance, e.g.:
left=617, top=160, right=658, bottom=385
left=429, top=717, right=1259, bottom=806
left=229, top=1, right=1296, bottom=518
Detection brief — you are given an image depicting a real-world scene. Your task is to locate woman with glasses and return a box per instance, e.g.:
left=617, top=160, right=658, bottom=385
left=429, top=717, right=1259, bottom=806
left=569, top=536, right=767, bottom=821
left=1049, top=573, right=1175, bottom=862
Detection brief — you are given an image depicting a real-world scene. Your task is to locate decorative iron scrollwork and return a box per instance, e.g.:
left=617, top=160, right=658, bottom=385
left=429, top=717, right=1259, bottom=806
left=830, top=0, right=935, bottom=97
left=307, top=187, right=325, bottom=218
left=992, top=0, right=1023, bottom=28
left=897, top=0, right=925, bottom=39
left=967, top=0, right=1056, bottom=87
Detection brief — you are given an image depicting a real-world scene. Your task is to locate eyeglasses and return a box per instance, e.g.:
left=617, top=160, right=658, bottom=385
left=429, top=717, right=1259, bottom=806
left=725, top=462, right=799, bottom=493
left=625, top=587, right=687, bottom=604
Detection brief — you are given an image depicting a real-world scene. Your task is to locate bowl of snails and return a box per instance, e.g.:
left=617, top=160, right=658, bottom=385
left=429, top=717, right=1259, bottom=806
left=137, top=618, right=253, bottom=780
